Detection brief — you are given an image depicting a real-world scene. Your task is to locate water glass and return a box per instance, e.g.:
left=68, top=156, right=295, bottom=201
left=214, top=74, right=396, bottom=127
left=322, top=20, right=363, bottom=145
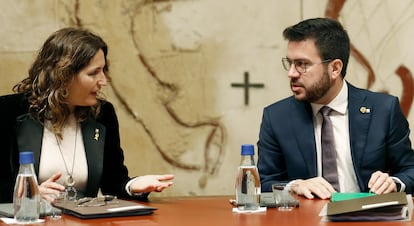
left=41, top=193, right=63, bottom=220
left=272, top=183, right=299, bottom=211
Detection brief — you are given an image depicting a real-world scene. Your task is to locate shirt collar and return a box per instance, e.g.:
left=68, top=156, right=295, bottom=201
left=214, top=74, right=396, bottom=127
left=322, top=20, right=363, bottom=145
left=311, top=81, right=348, bottom=116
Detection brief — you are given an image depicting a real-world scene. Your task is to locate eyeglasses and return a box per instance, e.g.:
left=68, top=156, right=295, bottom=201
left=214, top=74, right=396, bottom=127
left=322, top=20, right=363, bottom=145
left=76, top=195, right=118, bottom=207
left=281, top=58, right=332, bottom=73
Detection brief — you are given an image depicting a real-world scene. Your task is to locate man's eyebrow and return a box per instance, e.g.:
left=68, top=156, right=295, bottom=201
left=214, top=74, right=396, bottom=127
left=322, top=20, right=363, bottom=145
left=288, top=58, right=310, bottom=62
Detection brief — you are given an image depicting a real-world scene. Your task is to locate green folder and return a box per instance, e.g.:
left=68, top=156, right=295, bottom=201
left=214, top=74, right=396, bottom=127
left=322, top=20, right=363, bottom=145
left=330, top=192, right=375, bottom=202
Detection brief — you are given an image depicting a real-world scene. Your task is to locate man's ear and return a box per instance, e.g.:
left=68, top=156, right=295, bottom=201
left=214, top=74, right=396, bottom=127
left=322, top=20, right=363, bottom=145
left=330, top=59, right=343, bottom=79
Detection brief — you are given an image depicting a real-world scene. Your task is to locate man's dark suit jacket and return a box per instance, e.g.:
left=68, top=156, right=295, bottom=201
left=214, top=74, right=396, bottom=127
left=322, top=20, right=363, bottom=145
left=0, top=93, right=143, bottom=203
left=257, top=82, right=414, bottom=193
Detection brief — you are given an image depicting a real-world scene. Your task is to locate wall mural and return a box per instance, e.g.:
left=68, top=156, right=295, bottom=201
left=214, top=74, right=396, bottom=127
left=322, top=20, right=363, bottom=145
left=62, top=0, right=226, bottom=189
left=326, top=0, right=414, bottom=117
left=2, top=0, right=410, bottom=195
left=59, top=0, right=414, bottom=192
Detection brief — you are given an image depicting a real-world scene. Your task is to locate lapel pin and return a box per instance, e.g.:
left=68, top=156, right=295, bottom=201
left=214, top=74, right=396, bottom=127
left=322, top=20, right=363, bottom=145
left=360, top=106, right=371, bottom=114
left=94, top=128, right=100, bottom=141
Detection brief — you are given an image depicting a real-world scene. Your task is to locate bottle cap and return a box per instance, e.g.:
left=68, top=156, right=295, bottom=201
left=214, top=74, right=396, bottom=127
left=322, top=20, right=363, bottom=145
left=19, top=152, right=34, bottom=164
left=241, top=144, right=254, bottom=155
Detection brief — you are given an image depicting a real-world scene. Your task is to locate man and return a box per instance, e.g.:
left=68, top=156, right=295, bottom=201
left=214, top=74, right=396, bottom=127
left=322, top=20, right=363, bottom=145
left=257, top=17, right=414, bottom=199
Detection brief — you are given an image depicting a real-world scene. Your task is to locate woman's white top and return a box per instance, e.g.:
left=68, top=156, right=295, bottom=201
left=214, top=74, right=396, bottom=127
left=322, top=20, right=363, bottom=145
left=38, top=115, right=88, bottom=193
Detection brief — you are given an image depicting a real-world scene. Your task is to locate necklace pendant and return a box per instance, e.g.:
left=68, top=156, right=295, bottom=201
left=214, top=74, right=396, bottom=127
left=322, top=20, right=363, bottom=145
left=64, top=186, right=78, bottom=201
left=66, top=175, right=76, bottom=187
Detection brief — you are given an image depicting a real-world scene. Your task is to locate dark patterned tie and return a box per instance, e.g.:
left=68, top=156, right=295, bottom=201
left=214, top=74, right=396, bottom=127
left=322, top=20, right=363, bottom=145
left=320, top=106, right=340, bottom=191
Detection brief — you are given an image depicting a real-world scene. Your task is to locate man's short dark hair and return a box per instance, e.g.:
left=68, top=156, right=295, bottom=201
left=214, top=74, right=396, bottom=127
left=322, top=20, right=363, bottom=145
left=283, top=18, right=350, bottom=78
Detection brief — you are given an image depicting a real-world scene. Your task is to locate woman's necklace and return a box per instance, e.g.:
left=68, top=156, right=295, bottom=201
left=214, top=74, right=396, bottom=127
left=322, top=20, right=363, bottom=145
left=55, top=123, right=78, bottom=201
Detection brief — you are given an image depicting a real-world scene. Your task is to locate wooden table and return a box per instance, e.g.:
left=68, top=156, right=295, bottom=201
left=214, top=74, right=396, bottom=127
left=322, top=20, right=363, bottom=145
left=1, top=196, right=413, bottom=226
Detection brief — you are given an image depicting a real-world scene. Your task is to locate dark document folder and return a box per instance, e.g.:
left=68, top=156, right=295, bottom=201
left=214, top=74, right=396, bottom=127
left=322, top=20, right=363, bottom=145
left=53, top=199, right=156, bottom=219
left=324, top=192, right=412, bottom=222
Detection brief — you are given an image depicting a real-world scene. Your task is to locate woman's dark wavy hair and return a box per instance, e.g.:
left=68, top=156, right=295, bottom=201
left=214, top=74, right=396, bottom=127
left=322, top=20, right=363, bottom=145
left=13, top=27, right=109, bottom=139
left=283, top=17, right=350, bottom=78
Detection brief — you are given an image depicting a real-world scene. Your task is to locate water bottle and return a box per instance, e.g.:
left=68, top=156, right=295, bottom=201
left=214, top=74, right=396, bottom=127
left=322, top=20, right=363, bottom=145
left=13, top=152, right=40, bottom=223
left=235, top=144, right=261, bottom=210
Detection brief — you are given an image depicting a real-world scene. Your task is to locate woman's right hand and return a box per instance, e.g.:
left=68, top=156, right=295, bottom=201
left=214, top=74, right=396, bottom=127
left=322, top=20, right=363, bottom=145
left=39, top=172, right=66, bottom=202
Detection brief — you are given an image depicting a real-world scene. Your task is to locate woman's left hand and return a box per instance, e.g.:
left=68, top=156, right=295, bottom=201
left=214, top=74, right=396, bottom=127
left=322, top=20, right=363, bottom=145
left=130, top=174, right=175, bottom=193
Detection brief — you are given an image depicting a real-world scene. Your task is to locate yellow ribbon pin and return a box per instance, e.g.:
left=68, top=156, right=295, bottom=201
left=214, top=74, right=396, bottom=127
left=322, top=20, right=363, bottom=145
left=94, top=129, right=100, bottom=141
left=360, top=106, right=370, bottom=114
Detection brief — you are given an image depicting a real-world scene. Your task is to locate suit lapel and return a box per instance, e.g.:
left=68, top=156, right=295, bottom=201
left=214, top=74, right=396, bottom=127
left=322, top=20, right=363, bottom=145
left=16, top=114, right=107, bottom=196
left=15, top=114, right=43, bottom=175
left=292, top=101, right=318, bottom=176
left=81, top=117, right=106, bottom=196
left=348, top=84, right=371, bottom=171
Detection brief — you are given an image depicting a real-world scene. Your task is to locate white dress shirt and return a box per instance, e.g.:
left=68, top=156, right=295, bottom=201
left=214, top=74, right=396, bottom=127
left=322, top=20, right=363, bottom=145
left=311, top=82, right=360, bottom=192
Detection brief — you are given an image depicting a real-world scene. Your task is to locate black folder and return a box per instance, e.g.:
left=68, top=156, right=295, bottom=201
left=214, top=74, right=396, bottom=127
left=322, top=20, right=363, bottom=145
left=326, top=192, right=410, bottom=221
left=53, top=198, right=156, bottom=219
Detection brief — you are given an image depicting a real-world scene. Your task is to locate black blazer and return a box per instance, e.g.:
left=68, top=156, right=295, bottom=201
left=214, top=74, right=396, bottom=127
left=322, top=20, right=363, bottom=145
left=0, top=93, right=144, bottom=203
left=257, top=83, right=414, bottom=193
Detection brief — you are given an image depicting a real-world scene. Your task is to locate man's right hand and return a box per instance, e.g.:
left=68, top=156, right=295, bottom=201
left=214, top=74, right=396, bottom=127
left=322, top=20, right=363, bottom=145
left=290, top=177, right=336, bottom=199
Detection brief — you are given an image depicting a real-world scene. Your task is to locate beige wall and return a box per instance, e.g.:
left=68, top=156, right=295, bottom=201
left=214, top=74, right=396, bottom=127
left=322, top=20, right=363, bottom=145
left=1, top=0, right=414, bottom=198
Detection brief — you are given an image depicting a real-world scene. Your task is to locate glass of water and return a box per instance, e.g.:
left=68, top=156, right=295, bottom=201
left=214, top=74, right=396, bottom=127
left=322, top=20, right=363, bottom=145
left=272, top=183, right=299, bottom=211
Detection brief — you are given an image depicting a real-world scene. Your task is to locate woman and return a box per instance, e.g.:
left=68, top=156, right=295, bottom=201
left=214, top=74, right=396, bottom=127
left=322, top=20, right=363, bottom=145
left=0, top=27, right=174, bottom=203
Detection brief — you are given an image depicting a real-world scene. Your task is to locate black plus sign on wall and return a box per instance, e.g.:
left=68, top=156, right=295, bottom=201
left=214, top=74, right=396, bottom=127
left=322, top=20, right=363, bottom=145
left=231, top=71, right=265, bottom=106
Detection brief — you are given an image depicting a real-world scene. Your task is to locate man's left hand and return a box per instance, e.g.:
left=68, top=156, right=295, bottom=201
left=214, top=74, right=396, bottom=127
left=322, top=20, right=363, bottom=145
left=368, top=171, right=397, bottom=194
